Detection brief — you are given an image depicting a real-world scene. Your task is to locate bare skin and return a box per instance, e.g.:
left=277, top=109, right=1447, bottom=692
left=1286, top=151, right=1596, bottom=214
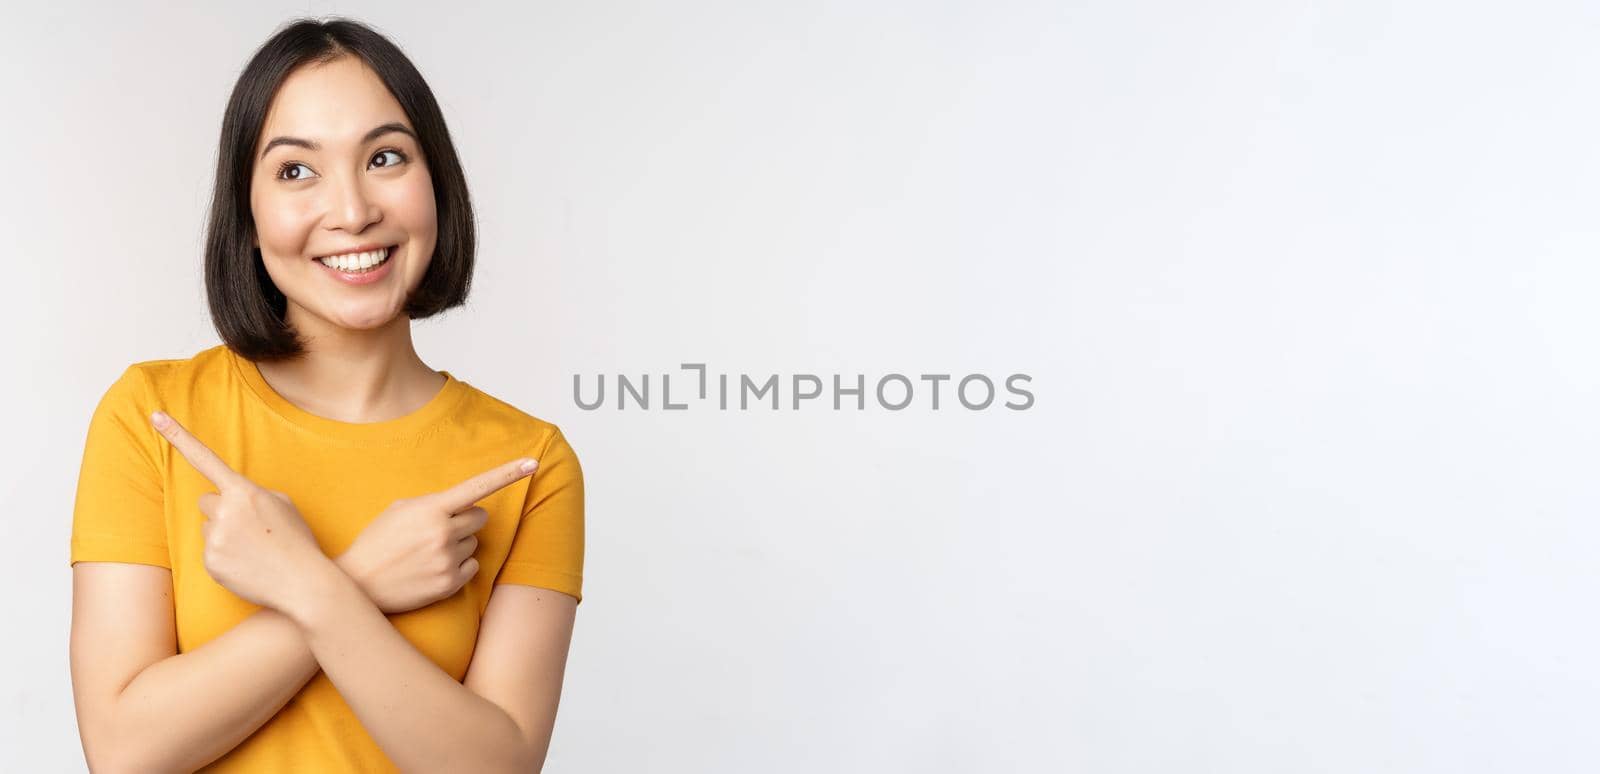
left=69, top=54, right=576, bottom=773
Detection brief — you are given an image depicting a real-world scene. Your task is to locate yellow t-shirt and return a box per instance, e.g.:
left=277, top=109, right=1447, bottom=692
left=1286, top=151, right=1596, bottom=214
left=69, top=343, right=584, bottom=772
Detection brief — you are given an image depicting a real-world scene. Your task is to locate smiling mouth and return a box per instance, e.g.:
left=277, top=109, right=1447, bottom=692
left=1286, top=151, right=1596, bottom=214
left=314, top=245, right=396, bottom=273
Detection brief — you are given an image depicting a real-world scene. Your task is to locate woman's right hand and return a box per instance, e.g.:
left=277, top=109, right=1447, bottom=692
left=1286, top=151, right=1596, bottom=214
left=335, top=457, right=539, bottom=614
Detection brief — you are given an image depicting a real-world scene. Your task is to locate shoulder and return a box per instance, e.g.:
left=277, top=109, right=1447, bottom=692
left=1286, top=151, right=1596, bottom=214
left=105, top=344, right=235, bottom=405
left=454, top=382, right=572, bottom=447
left=452, top=383, right=584, bottom=501
left=85, top=346, right=245, bottom=447
left=452, top=380, right=579, bottom=460
left=80, top=346, right=224, bottom=462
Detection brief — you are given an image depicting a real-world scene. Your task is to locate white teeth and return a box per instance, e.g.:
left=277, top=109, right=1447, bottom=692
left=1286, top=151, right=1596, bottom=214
left=317, top=246, right=391, bottom=271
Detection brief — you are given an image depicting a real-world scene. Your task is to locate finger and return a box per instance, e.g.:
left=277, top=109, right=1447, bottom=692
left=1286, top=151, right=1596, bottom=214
left=430, top=458, right=537, bottom=514
left=457, top=556, right=481, bottom=583
left=198, top=492, right=220, bottom=520
left=448, top=507, right=490, bottom=539
left=453, top=534, right=479, bottom=563
left=151, top=411, right=245, bottom=491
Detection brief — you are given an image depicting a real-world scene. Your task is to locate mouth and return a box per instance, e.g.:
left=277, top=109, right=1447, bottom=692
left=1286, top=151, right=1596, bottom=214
left=313, top=243, right=399, bottom=285
left=313, top=244, right=397, bottom=274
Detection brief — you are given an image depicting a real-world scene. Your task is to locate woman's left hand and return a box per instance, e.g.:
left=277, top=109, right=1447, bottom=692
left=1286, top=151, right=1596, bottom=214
left=151, top=410, right=328, bottom=613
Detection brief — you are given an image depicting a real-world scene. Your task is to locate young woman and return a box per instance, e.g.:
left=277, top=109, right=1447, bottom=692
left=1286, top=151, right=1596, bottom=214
left=67, top=17, right=583, bottom=772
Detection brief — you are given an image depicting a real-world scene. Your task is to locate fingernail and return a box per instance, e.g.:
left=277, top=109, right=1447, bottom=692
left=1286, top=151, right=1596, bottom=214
left=519, top=458, right=538, bottom=473
left=151, top=411, right=171, bottom=430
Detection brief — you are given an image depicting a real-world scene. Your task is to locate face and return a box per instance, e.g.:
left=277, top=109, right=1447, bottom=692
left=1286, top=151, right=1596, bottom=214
left=250, top=55, right=436, bottom=334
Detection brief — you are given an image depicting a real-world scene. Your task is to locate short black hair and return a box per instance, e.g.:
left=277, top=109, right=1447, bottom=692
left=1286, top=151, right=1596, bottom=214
left=205, top=16, right=475, bottom=361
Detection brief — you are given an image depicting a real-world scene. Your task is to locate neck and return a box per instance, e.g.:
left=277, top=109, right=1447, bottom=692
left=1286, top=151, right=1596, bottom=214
left=256, top=304, right=444, bottom=424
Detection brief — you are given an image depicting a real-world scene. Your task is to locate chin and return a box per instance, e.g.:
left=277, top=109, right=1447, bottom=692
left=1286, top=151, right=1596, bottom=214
left=326, top=308, right=401, bottom=331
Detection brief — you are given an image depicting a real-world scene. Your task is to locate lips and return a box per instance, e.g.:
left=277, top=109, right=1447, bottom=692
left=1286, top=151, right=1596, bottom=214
left=313, top=242, right=391, bottom=260
left=315, top=244, right=397, bottom=272
left=314, top=243, right=399, bottom=285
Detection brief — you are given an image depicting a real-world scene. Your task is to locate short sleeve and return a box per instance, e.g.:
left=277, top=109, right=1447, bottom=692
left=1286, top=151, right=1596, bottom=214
left=70, top=366, right=170, bottom=569
left=496, top=425, right=585, bottom=604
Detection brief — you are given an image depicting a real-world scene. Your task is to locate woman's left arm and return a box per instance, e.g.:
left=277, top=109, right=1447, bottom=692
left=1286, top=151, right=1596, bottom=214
left=286, top=558, right=575, bottom=774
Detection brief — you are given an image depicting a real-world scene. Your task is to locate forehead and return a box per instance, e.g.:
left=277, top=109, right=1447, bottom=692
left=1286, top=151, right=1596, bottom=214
left=258, top=56, right=409, bottom=149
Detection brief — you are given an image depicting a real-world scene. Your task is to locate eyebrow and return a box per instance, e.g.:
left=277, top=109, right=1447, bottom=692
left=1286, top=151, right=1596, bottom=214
left=259, top=122, right=418, bottom=160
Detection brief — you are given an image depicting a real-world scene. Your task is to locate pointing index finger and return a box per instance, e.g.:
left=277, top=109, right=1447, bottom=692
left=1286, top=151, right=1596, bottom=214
left=151, top=410, right=246, bottom=491
left=433, top=457, right=539, bottom=513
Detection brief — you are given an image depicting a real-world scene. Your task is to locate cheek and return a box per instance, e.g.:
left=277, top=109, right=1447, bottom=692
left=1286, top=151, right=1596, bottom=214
left=388, top=172, right=438, bottom=241
left=252, top=190, right=318, bottom=255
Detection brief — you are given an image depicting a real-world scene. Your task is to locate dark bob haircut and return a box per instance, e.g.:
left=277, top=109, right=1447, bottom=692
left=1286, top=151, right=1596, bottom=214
left=205, top=17, right=475, bottom=361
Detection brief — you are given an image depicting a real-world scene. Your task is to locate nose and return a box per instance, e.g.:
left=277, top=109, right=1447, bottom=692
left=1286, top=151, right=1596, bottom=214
left=323, top=169, right=382, bottom=233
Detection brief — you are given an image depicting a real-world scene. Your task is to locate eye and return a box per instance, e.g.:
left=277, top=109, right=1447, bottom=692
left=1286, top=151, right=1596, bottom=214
left=275, top=161, right=317, bottom=181
left=370, top=149, right=408, bottom=169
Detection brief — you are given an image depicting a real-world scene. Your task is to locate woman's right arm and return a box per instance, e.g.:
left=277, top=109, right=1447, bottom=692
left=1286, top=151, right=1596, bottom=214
left=70, top=366, right=314, bottom=771
left=70, top=529, right=482, bottom=772
left=71, top=561, right=325, bottom=774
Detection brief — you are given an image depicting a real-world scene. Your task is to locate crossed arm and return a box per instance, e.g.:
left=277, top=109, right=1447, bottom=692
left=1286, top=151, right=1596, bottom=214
left=69, top=559, right=575, bottom=773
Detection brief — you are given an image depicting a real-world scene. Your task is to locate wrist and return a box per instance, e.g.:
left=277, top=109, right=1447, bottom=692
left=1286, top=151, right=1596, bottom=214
left=333, top=550, right=390, bottom=614
left=333, top=549, right=367, bottom=591
left=281, top=553, right=362, bottom=630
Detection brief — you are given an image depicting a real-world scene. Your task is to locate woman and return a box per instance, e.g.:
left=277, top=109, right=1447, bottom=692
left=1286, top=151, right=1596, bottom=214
left=67, top=17, right=583, bottom=773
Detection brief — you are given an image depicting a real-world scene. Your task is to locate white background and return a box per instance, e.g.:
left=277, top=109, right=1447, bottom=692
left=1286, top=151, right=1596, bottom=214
left=4, top=1, right=1597, bottom=771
